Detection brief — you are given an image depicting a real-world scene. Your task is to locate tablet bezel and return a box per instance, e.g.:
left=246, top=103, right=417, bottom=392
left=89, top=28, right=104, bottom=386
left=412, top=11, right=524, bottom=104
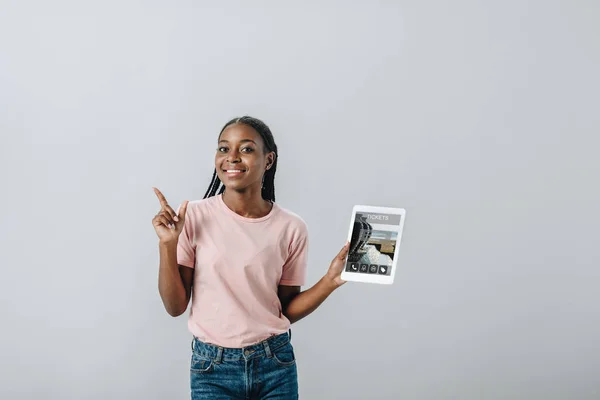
left=341, top=204, right=406, bottom=285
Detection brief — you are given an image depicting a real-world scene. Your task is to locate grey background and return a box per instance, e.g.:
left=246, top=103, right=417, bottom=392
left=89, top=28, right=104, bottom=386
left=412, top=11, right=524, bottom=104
left=1, top=1, right=599, bottom=399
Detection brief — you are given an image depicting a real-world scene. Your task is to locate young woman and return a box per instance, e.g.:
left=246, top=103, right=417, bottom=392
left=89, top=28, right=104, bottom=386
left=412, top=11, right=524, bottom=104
left=152, top=116, right=349, bottom=399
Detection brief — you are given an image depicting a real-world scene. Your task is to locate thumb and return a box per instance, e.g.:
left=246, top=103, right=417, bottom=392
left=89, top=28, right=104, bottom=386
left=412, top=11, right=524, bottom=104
left=178, top=200, right=189, bottom=221
left=337, top=241, right=350, bottom=260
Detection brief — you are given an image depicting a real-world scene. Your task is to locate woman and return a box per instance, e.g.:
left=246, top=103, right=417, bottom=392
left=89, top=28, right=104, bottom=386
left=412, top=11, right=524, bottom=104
left=152, top=116, right=349, bottom=399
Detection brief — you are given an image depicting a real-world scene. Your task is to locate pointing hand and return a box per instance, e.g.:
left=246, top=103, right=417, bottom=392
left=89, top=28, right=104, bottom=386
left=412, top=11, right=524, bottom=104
left=151, top=187, right=188, bottom=244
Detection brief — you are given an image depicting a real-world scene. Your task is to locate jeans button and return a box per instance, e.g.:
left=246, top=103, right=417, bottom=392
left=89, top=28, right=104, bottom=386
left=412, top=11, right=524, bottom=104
left=244, top=350, right=250, bottom=356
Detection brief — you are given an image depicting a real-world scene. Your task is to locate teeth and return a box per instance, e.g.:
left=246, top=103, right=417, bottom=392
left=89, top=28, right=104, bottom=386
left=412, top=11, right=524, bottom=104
left=226, top=170, right=243, bottom=172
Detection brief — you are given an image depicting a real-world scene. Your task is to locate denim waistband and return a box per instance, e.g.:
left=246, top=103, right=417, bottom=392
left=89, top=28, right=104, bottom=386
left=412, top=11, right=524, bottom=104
left=192, top=332, right=291, bottom=362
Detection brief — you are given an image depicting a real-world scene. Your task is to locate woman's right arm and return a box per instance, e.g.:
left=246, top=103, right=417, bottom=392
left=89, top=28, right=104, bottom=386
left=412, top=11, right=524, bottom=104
left=152, top=187, right=193, bottom=317
left=158, top=240, right=194, bottom=317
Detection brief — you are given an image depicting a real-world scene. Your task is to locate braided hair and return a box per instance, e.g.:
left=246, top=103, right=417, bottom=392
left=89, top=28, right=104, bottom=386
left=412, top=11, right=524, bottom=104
left=203, top=116, right=278, bottom=202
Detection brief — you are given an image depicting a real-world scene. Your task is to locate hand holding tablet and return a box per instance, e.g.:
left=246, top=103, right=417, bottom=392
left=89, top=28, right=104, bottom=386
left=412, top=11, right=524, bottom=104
left=341, top=205, right=406, bottom=285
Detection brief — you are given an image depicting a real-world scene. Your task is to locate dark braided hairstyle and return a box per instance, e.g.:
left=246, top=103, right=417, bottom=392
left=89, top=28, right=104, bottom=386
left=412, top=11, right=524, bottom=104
left=203, top=116, right=278, bottom=202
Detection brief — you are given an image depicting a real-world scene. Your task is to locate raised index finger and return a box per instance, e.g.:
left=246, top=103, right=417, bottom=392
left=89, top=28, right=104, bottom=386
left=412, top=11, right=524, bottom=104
left=153, top=187, right=169, bottom=208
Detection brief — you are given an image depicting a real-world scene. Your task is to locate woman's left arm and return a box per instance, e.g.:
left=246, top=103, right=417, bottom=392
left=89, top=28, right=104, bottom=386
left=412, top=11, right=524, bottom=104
left=279, top=242, right=350, bottom=324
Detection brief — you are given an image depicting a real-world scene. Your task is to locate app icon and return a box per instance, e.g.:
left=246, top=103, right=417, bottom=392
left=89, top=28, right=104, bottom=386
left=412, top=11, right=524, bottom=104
left=369, top=264, right=378, bottom=274
left=378, top=265, right=388, bottom=275
left=346, top=263, right=359, bottom=272
left=359, top=264, right=369, bottom=273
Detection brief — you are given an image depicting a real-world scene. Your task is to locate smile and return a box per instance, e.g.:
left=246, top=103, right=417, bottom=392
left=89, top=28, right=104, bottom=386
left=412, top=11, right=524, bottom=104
left=223, top=169, right=246, bottom=177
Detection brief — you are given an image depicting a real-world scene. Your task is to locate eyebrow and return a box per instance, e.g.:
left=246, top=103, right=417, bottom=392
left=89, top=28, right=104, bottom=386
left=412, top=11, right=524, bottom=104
left=218, top=139, right=257, bottom=144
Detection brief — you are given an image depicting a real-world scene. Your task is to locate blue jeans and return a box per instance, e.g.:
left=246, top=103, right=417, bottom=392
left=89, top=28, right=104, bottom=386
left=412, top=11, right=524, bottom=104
left=190, top=332, right=299, bottom=399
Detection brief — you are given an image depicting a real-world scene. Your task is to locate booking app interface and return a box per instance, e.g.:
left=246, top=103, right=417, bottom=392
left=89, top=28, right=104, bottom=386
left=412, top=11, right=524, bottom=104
left=346, top=212, right=401, bottom=276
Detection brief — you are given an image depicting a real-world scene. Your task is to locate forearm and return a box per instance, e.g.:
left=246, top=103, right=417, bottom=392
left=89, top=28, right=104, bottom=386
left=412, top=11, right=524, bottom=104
left=284, top=276, right=339, bottom=324
left=158, top=241, right=187, bottom=316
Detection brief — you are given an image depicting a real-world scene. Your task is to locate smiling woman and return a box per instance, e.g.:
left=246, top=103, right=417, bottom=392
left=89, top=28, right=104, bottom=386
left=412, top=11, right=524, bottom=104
left=216, top=120, right=276, bottom=201
left=205, top=116, right=278, bottom=205
left=151, top=116, right=351, bottom=400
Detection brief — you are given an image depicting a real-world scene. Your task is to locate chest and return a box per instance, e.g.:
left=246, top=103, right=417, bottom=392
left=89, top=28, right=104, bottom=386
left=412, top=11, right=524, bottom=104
left=194, top=218, right=289, bottom=278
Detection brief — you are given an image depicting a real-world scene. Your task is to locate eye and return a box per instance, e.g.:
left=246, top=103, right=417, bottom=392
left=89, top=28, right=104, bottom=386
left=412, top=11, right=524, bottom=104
left=218, top=146, right=228, bottom=153
left=241, top=147, right=254, bottom=153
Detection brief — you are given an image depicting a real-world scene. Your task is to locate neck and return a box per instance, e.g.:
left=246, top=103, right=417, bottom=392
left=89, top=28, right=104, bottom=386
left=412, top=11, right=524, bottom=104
left=221, top=187, right=272, bottom=218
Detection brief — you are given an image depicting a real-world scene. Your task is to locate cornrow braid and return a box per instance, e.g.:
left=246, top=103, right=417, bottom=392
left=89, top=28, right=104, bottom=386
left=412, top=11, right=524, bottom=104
left=203, top=116, right=278, bottom=202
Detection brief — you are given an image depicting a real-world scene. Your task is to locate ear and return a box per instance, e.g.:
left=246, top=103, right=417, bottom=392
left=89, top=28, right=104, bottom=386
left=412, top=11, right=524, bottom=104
left=266, top=152, right=275, bottom=170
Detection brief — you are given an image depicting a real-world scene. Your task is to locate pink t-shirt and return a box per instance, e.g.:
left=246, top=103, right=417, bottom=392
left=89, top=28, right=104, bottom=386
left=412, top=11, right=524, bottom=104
left=176, top=194, right=309, bottom=348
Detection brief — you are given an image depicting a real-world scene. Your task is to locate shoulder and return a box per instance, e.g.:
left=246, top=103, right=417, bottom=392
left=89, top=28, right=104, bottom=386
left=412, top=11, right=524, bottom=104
left=179, top=196, right=219, bottom=221
left=273, top=203, right=309, bottom=236
left=184, top=196, right=218, bottom=211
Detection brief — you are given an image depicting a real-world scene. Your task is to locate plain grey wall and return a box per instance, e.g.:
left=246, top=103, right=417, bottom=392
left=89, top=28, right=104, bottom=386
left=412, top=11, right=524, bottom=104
left=1, top=1, right=599, bottom=399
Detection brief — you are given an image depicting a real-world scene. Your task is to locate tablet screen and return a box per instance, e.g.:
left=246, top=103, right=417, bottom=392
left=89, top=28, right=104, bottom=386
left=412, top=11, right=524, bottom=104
left=345, top=211, right=402, bottom=276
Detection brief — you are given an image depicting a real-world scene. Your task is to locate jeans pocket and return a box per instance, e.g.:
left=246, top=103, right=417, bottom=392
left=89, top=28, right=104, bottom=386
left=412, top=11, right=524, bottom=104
left=272, top=343, right=296, bottom=367
left=190, top=352, right=214, bottom=374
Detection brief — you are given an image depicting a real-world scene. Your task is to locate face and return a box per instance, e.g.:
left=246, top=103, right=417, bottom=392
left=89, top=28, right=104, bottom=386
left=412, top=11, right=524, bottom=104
left=215, top=123, right=275, bottom=192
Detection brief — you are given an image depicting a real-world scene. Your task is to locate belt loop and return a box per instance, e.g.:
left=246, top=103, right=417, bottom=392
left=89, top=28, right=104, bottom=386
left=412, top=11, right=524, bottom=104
left=263, top=340, right=273, bottom=358
left=215, top=346, right=223, bottom=364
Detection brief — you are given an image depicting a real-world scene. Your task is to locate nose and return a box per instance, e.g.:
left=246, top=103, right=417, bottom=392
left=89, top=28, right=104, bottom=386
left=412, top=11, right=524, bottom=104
left=226, top=149, right=241, bottom=163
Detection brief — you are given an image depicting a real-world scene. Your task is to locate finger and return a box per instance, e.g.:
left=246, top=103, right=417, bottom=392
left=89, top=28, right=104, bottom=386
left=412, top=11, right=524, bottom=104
left=157, top=215, right=175, bottom=229
left=178, top=200, right=189, bottom=221
left=153, top=187, right=169, bottom=208
left=164, top=204, right=178, bottom=222
left=153, top=214, right=166, bottom=227
left=337, top=242, right=351, bottom=260
left=159, top=211, right=175, bottom=226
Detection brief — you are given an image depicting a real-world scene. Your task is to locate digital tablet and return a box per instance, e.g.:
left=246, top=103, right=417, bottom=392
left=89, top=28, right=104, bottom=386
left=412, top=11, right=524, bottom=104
left=341, top=205, right=406, bottom=285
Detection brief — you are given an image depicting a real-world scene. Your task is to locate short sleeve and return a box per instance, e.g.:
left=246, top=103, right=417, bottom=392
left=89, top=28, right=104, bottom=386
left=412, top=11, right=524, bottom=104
left=280, top=223, right=309, bottom=286
left=176, top=203, right=196, bottom=268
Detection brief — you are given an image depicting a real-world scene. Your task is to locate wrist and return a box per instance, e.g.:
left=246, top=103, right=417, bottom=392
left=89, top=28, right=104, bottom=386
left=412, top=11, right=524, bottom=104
left=322, top=274, right=341, bottom=291
left=159, top=239, right=178, bottom=248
